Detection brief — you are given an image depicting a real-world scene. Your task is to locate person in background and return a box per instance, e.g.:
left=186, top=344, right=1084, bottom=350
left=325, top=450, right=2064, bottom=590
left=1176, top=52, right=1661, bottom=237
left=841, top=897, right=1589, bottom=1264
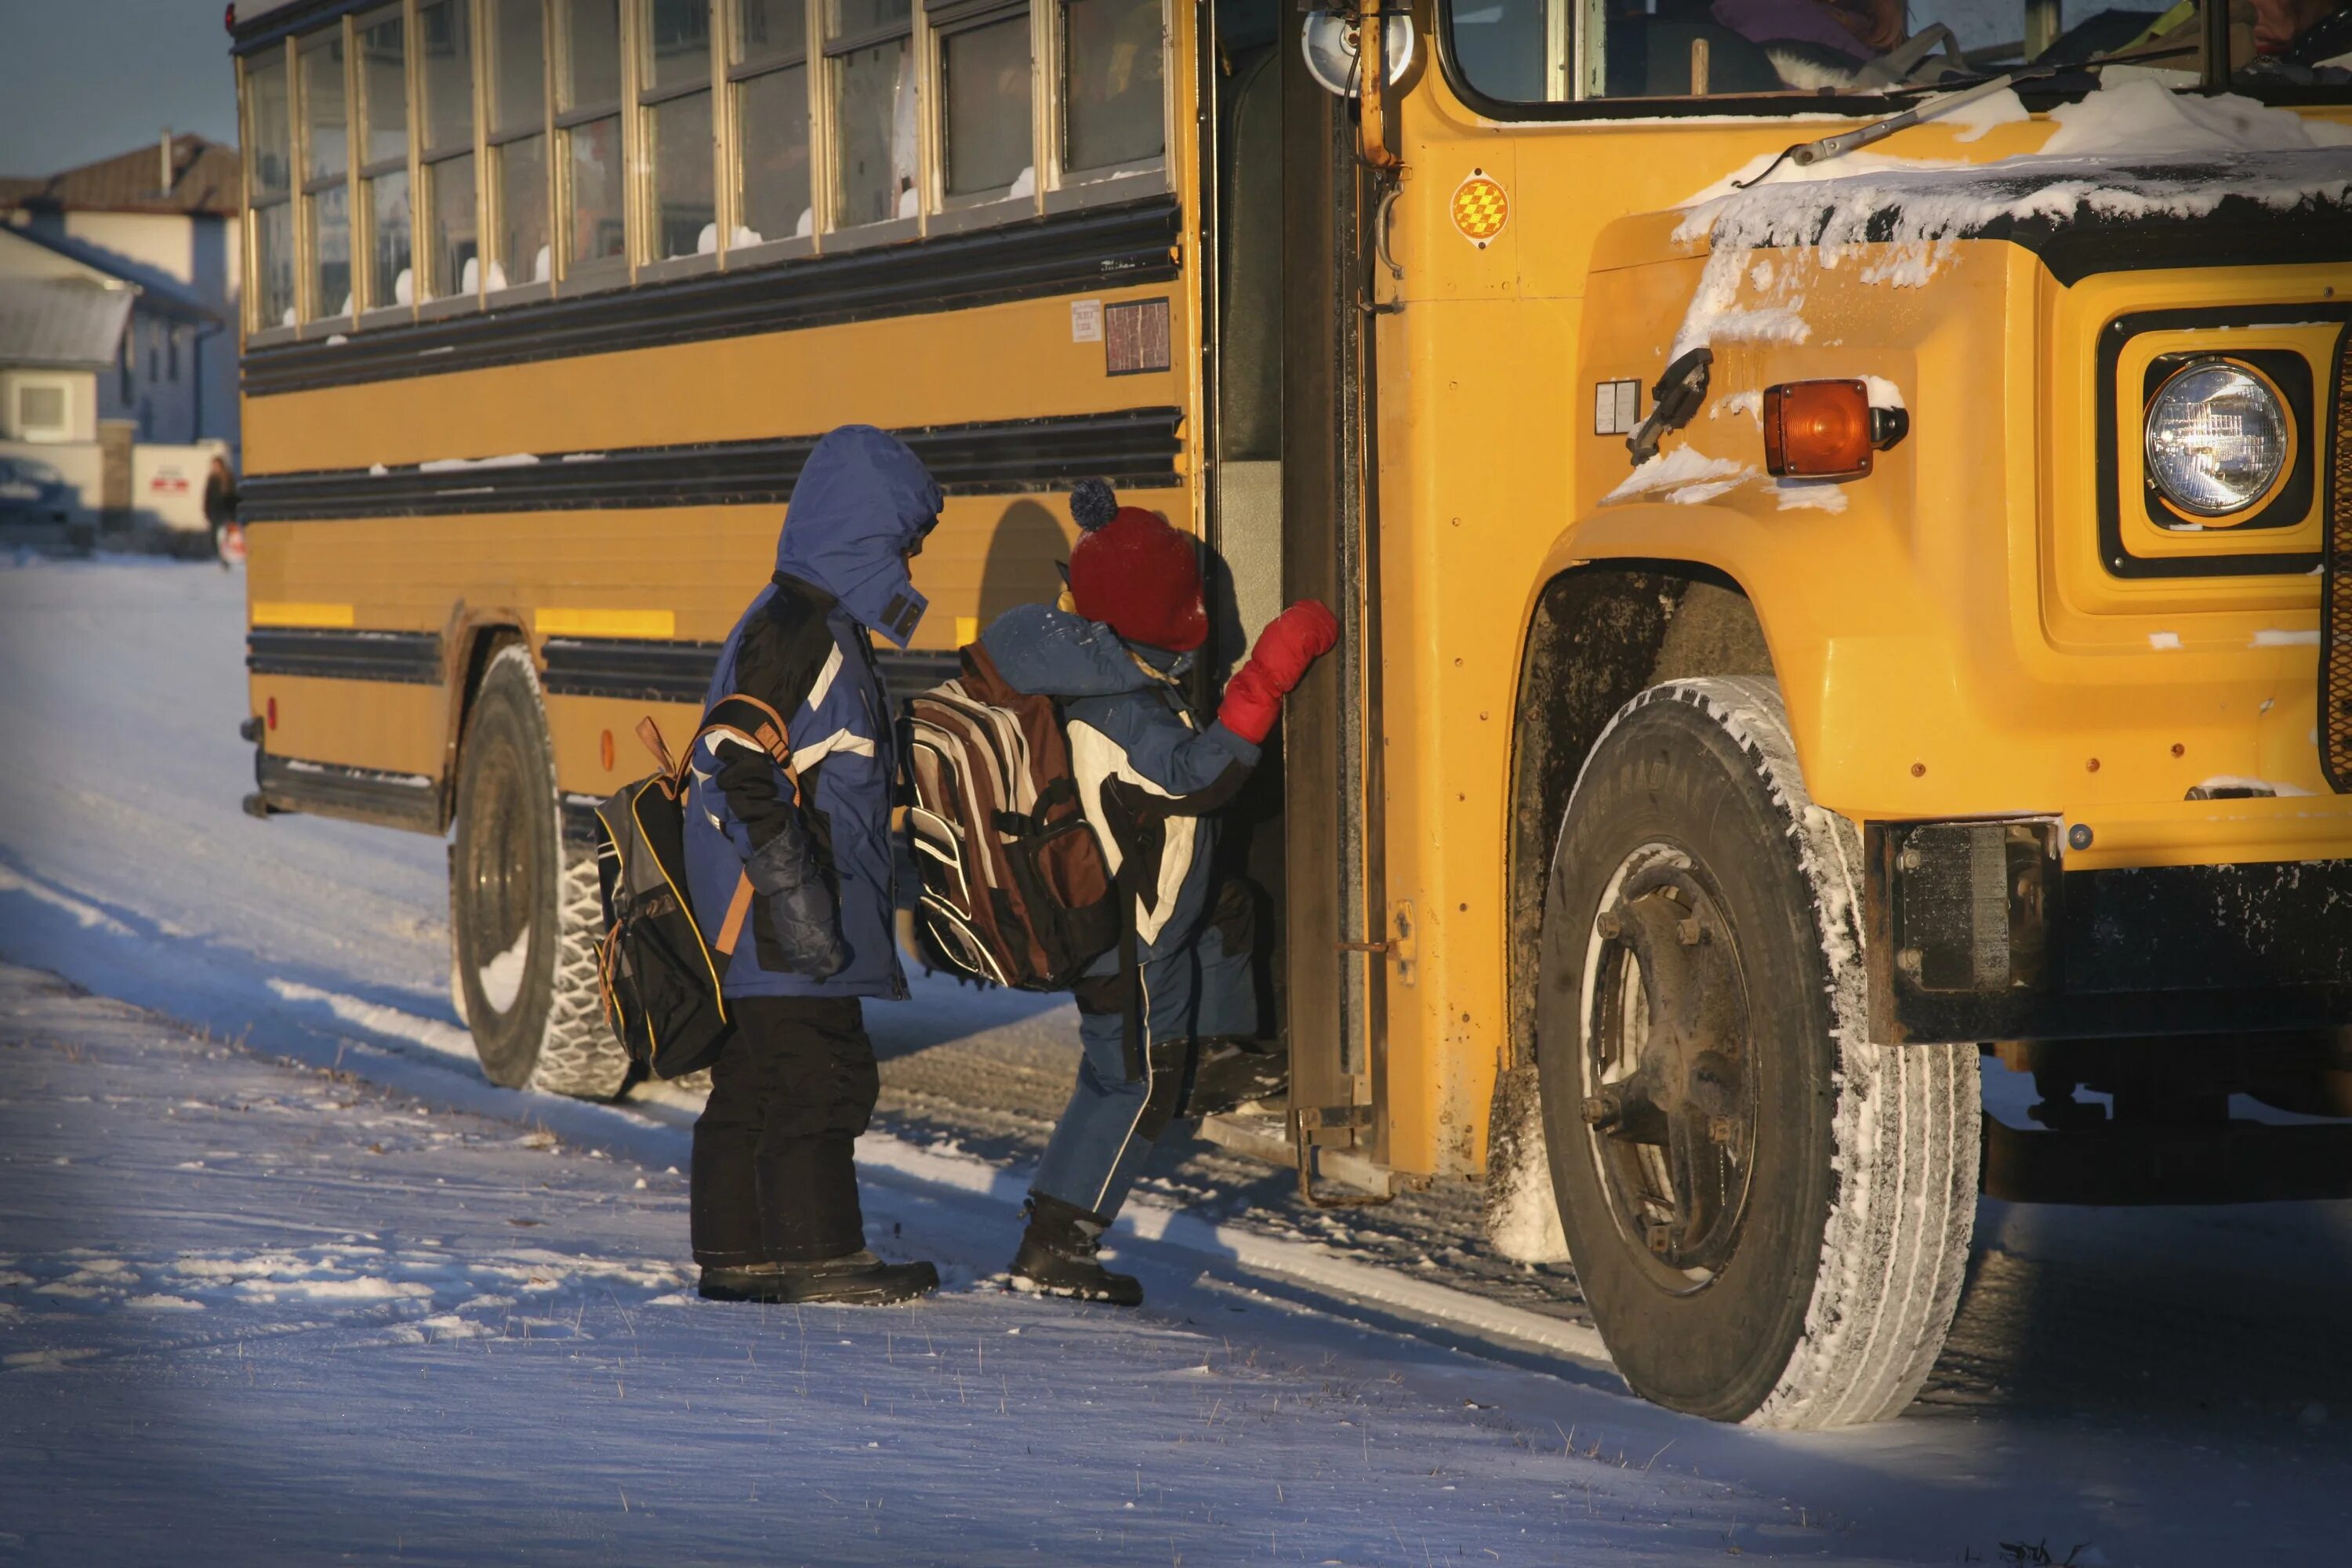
left=204, top=455, right=243, bottom=569
left=679, top=425, right=943, bottom=1307
left=980, top=480, right=1338, bottom=1305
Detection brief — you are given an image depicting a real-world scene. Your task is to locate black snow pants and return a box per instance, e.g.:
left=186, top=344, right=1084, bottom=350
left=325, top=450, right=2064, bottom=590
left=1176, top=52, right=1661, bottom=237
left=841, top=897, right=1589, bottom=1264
left=690, top=996, right=880, bottom=1267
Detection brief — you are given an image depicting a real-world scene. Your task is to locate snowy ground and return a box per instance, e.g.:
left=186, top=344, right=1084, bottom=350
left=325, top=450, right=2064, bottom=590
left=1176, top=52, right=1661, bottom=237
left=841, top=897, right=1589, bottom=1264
left=5, top=557, right=2352, bottom=1565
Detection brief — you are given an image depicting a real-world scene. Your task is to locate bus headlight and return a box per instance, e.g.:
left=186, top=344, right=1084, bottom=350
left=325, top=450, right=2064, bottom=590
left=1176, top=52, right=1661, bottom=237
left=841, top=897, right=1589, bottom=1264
left=2143, top=359, right=2290, bottom=520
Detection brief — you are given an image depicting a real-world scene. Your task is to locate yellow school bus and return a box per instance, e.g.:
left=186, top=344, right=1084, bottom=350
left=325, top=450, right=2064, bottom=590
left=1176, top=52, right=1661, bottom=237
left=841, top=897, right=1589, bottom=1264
left=231, top=0, right=2352, bottom=1425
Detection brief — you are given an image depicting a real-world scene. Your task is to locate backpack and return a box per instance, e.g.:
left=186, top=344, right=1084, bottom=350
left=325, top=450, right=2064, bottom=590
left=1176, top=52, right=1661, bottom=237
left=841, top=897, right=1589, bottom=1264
left=902, top=641, right=1120, bottom=990
left=592, top=695, right=797, bottom=1080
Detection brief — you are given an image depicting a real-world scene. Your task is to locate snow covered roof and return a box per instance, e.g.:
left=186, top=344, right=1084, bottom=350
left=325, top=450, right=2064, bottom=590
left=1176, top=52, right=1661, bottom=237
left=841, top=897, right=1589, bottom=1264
left=0, top=223, right=216, bottom=323
left=0, top=276, right=136, bottom=369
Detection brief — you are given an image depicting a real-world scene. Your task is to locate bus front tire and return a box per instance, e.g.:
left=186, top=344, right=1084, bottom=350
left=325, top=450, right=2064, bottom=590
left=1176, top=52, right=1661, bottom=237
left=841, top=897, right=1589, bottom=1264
left=451, top=644, right=632, bottom=1101
left=1536, top=677, right=1978, bottom=1428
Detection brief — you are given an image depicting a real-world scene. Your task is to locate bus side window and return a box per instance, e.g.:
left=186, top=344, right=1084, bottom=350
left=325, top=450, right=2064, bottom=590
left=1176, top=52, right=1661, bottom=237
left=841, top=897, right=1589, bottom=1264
left=488, top=0, right=552, bottom=290
left=358, top=5, right=414, bottom=309
left=299, top=26, right=352, bottom=320
left=419, top=0, right=481, bottom=299
left=560, top=0, right=630, bottom=271
left=733, top=0, right=816, bottom=244
left=827, top=0, right=920, bottom=227
left=644, top=0, right=718, bottom=260
left=1060, top=0, right=1163, bottom=177
left=935, top=0, right=1034, bottom=205
left=245, top=48, right=297, bottom=329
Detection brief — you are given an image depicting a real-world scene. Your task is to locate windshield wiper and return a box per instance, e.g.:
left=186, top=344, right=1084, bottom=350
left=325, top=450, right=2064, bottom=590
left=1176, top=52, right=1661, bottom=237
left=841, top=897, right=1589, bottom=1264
left=1730, top=38, right=2201, bottom=191
left=1733, top=71, right=2042, bottom=188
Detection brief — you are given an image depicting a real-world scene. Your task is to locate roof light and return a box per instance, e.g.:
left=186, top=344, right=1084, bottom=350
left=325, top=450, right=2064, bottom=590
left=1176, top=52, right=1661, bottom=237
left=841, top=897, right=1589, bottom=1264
left=1762, top=380, right=1907, bottom=481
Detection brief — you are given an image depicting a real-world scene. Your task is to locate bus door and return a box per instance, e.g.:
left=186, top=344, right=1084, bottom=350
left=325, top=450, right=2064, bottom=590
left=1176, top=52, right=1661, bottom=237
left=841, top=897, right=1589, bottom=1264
left=1203, top=0, right=1389, bottom=1191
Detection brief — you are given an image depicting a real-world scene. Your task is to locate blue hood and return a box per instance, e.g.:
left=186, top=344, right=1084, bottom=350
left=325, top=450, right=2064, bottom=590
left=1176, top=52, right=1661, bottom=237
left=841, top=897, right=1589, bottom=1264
left=773, top=425, right=942, bottom=648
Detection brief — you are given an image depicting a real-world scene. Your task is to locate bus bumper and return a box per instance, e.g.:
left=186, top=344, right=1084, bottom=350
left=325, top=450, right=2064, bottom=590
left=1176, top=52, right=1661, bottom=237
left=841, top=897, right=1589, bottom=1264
left=1864, top=818, right=2352, bottom=1044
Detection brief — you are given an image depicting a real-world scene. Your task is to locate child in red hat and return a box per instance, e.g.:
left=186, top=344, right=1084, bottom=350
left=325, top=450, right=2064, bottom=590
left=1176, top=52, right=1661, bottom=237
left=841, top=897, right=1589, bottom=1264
left=974, top=481, right=1337, bottom=1302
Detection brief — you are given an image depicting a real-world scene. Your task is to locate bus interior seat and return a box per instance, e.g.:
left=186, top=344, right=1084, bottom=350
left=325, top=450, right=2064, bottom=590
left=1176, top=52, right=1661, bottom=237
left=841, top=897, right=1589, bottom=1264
left=1606, top=18, right=1790, bottom=95
left=2038, top=8, right=2162, bottom=64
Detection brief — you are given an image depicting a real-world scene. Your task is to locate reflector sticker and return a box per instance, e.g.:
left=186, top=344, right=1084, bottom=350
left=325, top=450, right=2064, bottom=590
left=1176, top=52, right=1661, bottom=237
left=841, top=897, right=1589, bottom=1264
left=1451, top=170, right=1509, bottom=249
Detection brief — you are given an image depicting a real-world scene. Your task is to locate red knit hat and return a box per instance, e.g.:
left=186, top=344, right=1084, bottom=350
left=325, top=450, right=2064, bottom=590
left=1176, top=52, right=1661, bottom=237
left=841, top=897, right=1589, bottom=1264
left=1065, top=480, right=1207, bottom=653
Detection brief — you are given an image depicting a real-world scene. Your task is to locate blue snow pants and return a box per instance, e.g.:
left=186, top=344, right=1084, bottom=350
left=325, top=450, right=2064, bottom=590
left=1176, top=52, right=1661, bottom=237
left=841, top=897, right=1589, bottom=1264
left=1029, top=898, right=1258, bottom=1221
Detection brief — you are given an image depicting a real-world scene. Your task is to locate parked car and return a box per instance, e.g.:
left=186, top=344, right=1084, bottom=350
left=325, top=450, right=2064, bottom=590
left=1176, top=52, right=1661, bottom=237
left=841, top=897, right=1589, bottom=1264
left=0, top=456, right=73, bottom=525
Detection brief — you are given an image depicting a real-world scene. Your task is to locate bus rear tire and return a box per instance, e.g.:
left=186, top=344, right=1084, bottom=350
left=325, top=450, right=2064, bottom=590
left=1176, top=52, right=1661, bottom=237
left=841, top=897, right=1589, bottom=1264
left=1536, top=677, right=1977, bottom=1428
left=451, top=644, right=632, bottom=1101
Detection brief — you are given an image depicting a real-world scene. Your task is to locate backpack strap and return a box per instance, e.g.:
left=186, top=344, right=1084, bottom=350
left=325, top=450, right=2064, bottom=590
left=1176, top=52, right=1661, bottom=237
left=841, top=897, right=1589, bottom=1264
left=694, top=691, right=802, bottom=790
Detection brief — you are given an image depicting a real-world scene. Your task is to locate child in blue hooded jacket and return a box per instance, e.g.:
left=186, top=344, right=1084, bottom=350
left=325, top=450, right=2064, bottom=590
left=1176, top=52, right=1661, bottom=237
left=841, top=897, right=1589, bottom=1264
left=681, top=425, right=942, bottom=1307
left=982, top=481, right=1338, bottom=1304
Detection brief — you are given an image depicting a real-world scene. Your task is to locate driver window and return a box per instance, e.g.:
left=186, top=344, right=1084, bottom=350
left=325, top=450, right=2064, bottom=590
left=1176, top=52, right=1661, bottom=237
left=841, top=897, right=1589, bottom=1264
left=1446, top=0, right=2225, bottom=100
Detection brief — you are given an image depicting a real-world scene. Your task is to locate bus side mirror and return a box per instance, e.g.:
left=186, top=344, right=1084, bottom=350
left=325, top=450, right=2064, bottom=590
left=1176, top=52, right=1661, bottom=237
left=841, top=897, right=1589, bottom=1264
left=1300, top=8, right=1417, bottom=99
left=1302, top=5, right=1412, bottom=169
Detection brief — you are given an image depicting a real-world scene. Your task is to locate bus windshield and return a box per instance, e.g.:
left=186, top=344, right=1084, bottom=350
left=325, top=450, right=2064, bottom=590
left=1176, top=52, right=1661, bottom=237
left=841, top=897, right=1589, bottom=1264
left=1446, top=0, right=2352, bottom=106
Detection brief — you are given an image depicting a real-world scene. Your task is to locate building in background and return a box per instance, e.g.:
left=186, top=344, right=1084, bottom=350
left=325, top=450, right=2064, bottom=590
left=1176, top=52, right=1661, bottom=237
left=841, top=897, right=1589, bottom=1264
left=1, top=222, right=228, bottom=543
left=2, top=134, right=242, bottom=452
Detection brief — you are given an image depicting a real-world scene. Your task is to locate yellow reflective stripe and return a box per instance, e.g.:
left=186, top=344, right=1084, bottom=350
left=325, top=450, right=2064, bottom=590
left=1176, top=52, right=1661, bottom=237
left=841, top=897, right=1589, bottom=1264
left=252, top=601, right=355, bottom=628
left=535, top=607, right=677, bottom=639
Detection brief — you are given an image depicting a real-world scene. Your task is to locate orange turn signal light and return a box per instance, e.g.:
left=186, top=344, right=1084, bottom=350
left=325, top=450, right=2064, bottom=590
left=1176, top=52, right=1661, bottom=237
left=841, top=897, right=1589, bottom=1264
left=1762, top=379, right=1907, bottom=481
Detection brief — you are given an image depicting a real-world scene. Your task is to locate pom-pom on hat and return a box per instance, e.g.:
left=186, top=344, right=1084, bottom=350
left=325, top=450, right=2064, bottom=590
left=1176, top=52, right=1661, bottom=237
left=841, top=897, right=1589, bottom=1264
left=1065, top=479, right=1208, bottom=653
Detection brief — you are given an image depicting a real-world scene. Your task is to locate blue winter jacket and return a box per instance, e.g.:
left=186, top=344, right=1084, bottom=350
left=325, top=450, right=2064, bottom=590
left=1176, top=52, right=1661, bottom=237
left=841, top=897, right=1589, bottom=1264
left=682, top=426, right=942, bottom=1000
left=980, top=604, right=1260, bottom=969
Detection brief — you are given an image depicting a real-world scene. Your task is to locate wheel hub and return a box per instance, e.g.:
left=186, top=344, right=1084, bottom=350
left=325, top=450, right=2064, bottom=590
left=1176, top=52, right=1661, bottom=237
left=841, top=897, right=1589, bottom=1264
left=1581, top=857, right=1757, bottom=1279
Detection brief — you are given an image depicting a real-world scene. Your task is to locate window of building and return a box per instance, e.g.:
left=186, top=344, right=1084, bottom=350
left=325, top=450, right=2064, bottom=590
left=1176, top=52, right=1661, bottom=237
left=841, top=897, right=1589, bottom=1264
left=643, top=0, right=717, bottom=260
left=489, top=0, right=552, bottom=288
left=559, top=0, right=628, bottom=272
left=168, top=328, right=180, bottom=382
left=357, top=5, right=414, bottom=308
left=1060, top=0, right=1160, bottom=177
left=300, top=26, right=354, bottom=318
left=246, top=49, right=297, bottom=328
left=731, top=0, right=812, bottom=245
left=419, top=0, right=481, bottom=299
left=935, top=0, right=1031, bottom=202
left=13, top=379, right=72, bottom=442
left=826, top=0, right=916, bottom=229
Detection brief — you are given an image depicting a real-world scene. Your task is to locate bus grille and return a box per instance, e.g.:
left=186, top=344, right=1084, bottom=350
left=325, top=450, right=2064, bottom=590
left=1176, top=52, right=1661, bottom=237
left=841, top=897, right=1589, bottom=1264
left=2328, top=328, right=2352, bottom=793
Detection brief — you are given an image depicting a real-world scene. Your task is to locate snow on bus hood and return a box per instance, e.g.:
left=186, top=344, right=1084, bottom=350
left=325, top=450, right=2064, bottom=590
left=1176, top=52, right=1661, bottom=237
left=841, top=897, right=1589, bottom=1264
left=1673, top=78, right=2352, bottom=256
left=1660, top=80, right=2350, bottom=358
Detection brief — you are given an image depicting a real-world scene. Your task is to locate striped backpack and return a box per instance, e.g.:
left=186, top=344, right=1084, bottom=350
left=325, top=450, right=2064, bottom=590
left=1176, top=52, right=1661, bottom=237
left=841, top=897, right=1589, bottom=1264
left=902, top=642, right=1120, bottom=989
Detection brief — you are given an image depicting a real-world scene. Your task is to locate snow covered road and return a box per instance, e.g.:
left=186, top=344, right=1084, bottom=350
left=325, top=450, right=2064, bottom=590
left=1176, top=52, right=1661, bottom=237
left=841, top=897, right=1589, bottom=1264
left=6, top=557, right=2352, bottom=1565
left=0, top=964, right=1764, bottom=1565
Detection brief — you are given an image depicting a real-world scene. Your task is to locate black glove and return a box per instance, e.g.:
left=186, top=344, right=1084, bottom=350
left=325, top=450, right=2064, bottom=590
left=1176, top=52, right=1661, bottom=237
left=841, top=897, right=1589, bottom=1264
left=745, top=818, right=848, bottom=980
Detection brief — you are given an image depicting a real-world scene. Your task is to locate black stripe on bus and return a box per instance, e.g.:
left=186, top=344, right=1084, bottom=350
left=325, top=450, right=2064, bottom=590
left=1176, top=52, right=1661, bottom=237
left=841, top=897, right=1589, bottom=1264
left=235, top=407, right=1184, bottom=522
left=251, top=750, right=445, bottom=835
left=542, top=638, right=725, bottom=703
left=248, top=627, right=444, bottom=683
left=240, top=197, right=1182, bottom=397
left=543, top=643, right=965, bottom=710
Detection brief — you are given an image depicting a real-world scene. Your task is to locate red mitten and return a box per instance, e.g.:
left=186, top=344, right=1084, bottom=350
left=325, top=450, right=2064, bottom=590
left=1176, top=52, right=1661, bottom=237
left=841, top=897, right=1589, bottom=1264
left=1217, top=601, right=1340, bottom=745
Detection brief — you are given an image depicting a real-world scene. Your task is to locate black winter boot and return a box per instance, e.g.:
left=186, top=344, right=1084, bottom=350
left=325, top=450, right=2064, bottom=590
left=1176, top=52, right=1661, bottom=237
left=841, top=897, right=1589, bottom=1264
left=1184, top=1038, right=1288, bottom=1118
left=699, top=1251, right=938, bottom=1305
left=1009, top=1194, right=1143, bottom=1306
